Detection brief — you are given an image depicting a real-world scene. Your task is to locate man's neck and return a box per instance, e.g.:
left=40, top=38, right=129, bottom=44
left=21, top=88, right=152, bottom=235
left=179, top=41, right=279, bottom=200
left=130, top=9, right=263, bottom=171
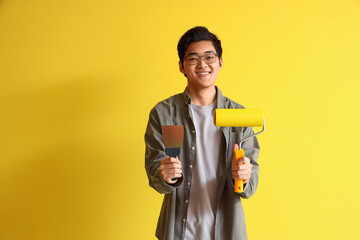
left=188, top=85, right=217, bottom=106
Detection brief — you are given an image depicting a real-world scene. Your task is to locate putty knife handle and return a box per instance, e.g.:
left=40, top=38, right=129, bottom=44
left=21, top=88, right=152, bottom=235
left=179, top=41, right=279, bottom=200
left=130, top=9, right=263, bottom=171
left=234, top=148, right=245, bottom=193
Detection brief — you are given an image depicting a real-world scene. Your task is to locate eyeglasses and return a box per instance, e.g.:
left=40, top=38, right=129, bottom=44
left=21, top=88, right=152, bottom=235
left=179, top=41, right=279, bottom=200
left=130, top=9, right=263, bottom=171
left=184, top=53, right=218, bottom=65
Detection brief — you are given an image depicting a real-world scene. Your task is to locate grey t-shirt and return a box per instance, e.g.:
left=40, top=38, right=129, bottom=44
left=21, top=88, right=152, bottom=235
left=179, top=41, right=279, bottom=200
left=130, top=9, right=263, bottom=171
left=185, top=102, right=221, bottom=240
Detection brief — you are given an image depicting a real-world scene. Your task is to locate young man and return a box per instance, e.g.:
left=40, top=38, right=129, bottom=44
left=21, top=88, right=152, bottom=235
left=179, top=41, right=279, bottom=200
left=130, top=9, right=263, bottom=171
left=145, top=26, right=260, bottom=240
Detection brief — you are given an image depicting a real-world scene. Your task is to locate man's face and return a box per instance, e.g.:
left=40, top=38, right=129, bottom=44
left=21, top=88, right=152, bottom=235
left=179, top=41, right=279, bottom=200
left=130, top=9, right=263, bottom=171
left=179, top=40, right=223, bottom=91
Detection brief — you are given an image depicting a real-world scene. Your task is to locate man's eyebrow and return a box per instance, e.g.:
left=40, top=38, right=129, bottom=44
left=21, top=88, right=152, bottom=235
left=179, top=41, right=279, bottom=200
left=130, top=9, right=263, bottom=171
left=185, top=51, right=216, bottom=57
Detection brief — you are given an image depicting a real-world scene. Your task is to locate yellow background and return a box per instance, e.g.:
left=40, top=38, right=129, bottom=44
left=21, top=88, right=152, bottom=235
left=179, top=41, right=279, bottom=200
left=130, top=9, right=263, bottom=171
left=1, top=0, right=360, bottom=239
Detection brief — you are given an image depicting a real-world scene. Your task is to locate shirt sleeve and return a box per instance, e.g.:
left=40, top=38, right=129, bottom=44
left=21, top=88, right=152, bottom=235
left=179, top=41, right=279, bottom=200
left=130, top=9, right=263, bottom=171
left=144, top=108, right=183, bottom=194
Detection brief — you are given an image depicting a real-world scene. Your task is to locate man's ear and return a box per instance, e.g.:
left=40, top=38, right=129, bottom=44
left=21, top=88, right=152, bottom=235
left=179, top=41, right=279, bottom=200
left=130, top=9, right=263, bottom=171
left=219, top=57, right=223, bottom=69
left=179, top=61, right=185, bottom=74
left=179, top=61, right=187, bottom=77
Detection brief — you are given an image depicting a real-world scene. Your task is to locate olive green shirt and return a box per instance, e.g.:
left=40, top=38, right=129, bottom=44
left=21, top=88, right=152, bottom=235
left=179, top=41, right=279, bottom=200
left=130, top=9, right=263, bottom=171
left=145, top=87, right=260, bottom=240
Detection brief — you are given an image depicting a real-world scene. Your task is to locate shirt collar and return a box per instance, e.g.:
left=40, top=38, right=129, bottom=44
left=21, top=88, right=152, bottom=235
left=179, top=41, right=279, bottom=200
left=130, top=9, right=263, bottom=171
left=215, top=86, right=225, bottom=109
left=183, top=87, right=191, bottom=105
left=182, top=86, right=225, bottom=108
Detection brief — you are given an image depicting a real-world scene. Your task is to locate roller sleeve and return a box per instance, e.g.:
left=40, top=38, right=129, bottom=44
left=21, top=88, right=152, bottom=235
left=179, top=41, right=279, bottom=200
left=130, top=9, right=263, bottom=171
left=214, top=109, right=264, bottom=127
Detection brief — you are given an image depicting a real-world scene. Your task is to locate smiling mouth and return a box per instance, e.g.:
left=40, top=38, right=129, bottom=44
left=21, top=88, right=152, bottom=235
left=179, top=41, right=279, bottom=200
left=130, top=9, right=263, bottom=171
left=197, top=71, right=211, bottom=75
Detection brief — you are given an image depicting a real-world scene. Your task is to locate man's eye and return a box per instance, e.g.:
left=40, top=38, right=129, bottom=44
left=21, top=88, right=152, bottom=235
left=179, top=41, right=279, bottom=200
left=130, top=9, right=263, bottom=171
left=205, top=55, right=215, bottom=60
left=189, top=57, right=198, bottom=61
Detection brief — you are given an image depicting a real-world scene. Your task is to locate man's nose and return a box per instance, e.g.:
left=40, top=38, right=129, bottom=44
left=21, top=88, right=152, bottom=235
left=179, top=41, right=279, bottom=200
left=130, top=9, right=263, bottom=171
left=197, top=57, right=208, bottom=67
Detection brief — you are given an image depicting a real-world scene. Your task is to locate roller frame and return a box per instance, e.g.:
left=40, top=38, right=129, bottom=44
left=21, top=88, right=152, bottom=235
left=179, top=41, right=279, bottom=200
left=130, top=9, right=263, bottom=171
left=239, top=118, right=265, bottom=149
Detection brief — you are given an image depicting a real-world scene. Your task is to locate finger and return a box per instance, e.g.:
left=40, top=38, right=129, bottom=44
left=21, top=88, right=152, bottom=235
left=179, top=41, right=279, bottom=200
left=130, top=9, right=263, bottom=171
left=232, top=155, right=252, bottom=169
left=233, top=169, right=252, bottom=178
left=234, top=157, right=245, bottom=164
left=160, top=163, right=183, bottom=178
left=162, top=157, right=181, bottom=164
left=233, top=143, right=239, bottom=151
left=232, top=144, right=239, bottom=163
left=233, top=166, right=252, bottom=175
left=243, top=156, right=251, bottom=164
left=164, top=172, right=182, bottom=184
left=162, top=168, right=183, bottom=175
left=166, top=175, right=182, bottom=184
left=236, top=165, right=252, bottom=173
left=160, top=157, right=182, bottom=169
left=232, top=170, right=252, bottom=181
left=161, top=161, right=182, bottom=168
left=232, top=157, right=245, bottom=169
left=232, top=165, right=243, bottom=171
left=170, top=173, right=182, bottom=178
left=237, top=169, right=252, bottom=178
left=234, top=162, right=252, bottom=171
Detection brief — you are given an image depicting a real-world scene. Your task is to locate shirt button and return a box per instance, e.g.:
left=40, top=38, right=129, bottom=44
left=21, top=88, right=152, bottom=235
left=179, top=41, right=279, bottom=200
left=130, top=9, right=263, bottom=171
left=192, top=129, right=195, bottom=134
left=185, top=200, right=189, bottom=204
left=189, top=164, right=193, bottom=169
left=191, top=146, right=195, bottom=151
left=187, top=181, right=191, bottom=186
left=183, top=218, right=186, bottom=223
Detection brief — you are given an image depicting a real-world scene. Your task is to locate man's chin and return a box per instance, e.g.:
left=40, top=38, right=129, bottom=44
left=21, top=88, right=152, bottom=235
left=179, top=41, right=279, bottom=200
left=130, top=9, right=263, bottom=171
left=188, top=82, right=216, bottom=91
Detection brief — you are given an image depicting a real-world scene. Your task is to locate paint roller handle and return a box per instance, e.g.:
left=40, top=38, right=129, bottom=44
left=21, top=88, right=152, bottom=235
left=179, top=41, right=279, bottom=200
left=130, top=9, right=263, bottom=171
left=234, top=148, right=245, bottom=193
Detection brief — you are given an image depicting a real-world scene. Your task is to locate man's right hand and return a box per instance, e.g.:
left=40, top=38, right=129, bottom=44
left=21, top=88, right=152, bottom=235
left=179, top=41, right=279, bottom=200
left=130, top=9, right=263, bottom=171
left=159, top=157, right=182, bottom=184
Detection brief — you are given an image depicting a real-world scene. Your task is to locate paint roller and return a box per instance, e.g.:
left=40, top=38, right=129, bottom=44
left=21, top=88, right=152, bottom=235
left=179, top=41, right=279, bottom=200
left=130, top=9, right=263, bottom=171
left=214, top=109, right=265, bottom=193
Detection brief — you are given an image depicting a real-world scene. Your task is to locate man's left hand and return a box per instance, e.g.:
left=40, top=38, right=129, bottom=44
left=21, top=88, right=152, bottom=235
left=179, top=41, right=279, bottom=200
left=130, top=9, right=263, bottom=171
left=232, top=144, right=253, bottom=183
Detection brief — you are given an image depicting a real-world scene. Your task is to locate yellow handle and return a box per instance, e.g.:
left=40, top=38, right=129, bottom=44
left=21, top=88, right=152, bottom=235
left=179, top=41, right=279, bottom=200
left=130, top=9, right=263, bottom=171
left=234, top=148, right=245, bottom=193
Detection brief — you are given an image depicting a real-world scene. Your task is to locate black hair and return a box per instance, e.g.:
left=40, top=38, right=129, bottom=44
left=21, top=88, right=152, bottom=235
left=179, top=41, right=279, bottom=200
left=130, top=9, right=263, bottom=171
left=177, top=26, right=222, bottom=66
